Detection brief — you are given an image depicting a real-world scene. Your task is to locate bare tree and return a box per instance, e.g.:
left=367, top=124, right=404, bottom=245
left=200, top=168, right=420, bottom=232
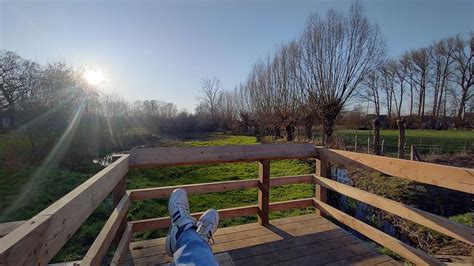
left=199, top=76, right=222, bottom=120
left=449, top=35, right=473, bottom=125
left=360, top=67, right=383, bottom=117
left=0, top=50, right=39, bottom=127
left=410, top=48, right=430, bottom=124
left=429, top=39, right=453, bottom=128
left=299, top=2, right=385, bottom=146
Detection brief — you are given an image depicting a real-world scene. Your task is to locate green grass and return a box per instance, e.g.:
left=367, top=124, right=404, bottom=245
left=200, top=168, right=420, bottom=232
left=334, top=129, right=474, bottom=156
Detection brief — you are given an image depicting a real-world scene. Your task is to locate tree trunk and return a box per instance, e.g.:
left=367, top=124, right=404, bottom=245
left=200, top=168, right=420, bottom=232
left=456, top=88, right=468, bottom=126
left=322, top=119, right=335, bottom=148
left=372, top=118, right=381, bottom=155
left=285, top=124, right=294, bottom=141
left=397, top=118, right=406, bottom=159
left=7, top=104, right=15, bottom=129
left=304, top=120, right=313, bottom=140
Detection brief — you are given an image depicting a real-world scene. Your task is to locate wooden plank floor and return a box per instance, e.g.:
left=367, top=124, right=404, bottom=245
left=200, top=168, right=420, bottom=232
left=123, top=213, right=399, bottom=265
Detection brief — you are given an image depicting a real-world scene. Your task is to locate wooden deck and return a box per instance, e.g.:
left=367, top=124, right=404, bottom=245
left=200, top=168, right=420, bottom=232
left=124, top=214, right=399, bottom=265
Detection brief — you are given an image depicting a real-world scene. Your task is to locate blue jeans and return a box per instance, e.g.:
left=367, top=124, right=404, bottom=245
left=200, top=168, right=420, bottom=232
left=173, top=228, right=218, bottom=266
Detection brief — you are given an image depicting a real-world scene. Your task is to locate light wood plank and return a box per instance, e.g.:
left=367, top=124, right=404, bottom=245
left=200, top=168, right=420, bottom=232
left=128, top=174, right=314, bottom=201
left=313, top=199, right=443, bottom=265
left=258, top=160, right=270, bottom=225
left=0, top=221, right=25, bottom=238
left=130, top=205, right=259, bottom=232
left=0, top=155, right=129, bottom=265
left=129, top=144, right=317, bottom=168
left=269, top=174, right=313, bottom=187
left=110, top=224, right=133, bottom=266
left=314, top=175, right=474, bottom=245
left=317, top=148, right=474, bottom=193
left=130, top=198, right=315, bottom=232
left=81, top=194, right=131, bottom=265
left=268, top=198, right=313, bottom=212
left=128, top=179, right=259, bottom=201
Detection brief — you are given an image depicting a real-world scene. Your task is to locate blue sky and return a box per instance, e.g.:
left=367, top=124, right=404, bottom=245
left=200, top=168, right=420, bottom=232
left=1, top=0, right=473, bottom=111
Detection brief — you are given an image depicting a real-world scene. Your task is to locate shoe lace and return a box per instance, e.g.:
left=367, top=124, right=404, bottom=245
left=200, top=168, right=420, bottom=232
left=177, top=203, right=189, bottom=215
left=199, top=221, right=215, bottom=245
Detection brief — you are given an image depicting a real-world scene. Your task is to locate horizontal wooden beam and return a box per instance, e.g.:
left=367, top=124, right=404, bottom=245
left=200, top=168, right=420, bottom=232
left=0, top=221, right=25, bottom=238
left=128, top=174, right=314, bottom=201
left=130, top=205, right=259, bottom=232
left=317, top=148, right=474, bottom=193
left=269, top=198, right=314, bottom=212
left=314, top=175, right=474, bottom=245
left=110, top=224, right=133, bottom=266
left=0, top=155, right=130, bottom=265
left=130, top=198, right=315, bottom=232
left=312, top=199, right=443, bottom=266
left=82, top=194, right=131, bottom=265
left=270, top=174, right=314, bottom=187
left=129, top=144, right=318, bottom=168
left=129, top=179, right=258, bottom=201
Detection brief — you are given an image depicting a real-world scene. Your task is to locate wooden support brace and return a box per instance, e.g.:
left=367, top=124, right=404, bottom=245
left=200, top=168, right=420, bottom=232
left=258, top=160, right=270, bottom=226
left=315, top=158, right=328, bottom=216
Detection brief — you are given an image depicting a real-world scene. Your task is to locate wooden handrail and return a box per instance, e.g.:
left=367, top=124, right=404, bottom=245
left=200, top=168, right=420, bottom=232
left=129, top=144, right=318, bottom=168
left=127, top=174, right=314, bottom=201
left=0, top=154, right=130, bottom=265
left=314, top=175, right=474, bottom=245
left=313, top=199, right=443, bottom=266
left=316, top=148, right=474, bottom=193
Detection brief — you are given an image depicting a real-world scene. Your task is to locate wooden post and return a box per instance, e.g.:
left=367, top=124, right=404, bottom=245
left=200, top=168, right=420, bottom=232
left=258, top=160, right=270, bottom=226
left=354, top=134, right=358, bottom=152
left=113, top=177, right=127, bottom=243
left=381, top=139, right=385, bottom=155
left=315, top=158, right=328, bottom=217
left=367, top=137, right=370, bottom=154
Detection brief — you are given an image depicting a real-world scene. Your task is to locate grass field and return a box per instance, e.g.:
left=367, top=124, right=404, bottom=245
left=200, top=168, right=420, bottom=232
left=0, top=133, right=315, bottom=262
left=335, top=129, right=474, bottom=156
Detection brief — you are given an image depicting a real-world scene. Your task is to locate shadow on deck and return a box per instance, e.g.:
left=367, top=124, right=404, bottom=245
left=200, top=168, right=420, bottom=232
left=125, top=214, right=399, bottom=266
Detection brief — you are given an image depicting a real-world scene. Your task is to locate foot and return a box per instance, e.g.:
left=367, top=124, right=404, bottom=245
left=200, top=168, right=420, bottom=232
left=165, top=188, right=196, bottom=256
left=197, top=209, right=219, bottom=245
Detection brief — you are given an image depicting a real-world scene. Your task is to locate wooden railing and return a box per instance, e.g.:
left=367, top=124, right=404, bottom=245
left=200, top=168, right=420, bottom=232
left=0, top=144, right=473, bottom=266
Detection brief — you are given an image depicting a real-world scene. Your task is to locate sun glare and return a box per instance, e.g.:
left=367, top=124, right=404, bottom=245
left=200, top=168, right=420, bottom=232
left=84, top=69, right=105, bottom=85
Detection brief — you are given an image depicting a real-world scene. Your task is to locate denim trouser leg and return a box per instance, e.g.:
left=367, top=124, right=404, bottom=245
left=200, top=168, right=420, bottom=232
left=173, top=228, right=218, bottom=266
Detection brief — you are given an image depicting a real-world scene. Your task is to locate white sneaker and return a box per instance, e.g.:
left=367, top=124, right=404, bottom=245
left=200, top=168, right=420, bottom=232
left=197, top=209, right=219, bottom=245
left=165, top=188, right=196, bottom=256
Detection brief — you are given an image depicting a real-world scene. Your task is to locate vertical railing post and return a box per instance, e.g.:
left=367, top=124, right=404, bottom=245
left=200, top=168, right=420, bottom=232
left=258, top=159, right=270, bottom=226
left=315, top=158, right=328, bottom=216
left=113, top=175, right=127, bottom=243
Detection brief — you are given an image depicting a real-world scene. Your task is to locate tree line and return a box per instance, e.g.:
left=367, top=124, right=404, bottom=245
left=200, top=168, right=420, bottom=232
left=197, top=3, right=473, bottom=145
left=1, top=2, right=472, bottom=168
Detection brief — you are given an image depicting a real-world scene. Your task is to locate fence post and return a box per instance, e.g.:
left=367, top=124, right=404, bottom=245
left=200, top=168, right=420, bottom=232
left=258, top=160, right=270, bottom=226
left=367, top=137, right=371, bottom=154
left=315, top=158, right=328, bottom=216
left=354, top=134, right=358, bottom=152
left=113, top=176, right=127, bottom=243
left=381, top=139, right=385, bottom=155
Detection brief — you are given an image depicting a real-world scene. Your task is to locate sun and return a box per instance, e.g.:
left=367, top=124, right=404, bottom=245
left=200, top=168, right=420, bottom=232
left=84, top=69, right=105, bottom=85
